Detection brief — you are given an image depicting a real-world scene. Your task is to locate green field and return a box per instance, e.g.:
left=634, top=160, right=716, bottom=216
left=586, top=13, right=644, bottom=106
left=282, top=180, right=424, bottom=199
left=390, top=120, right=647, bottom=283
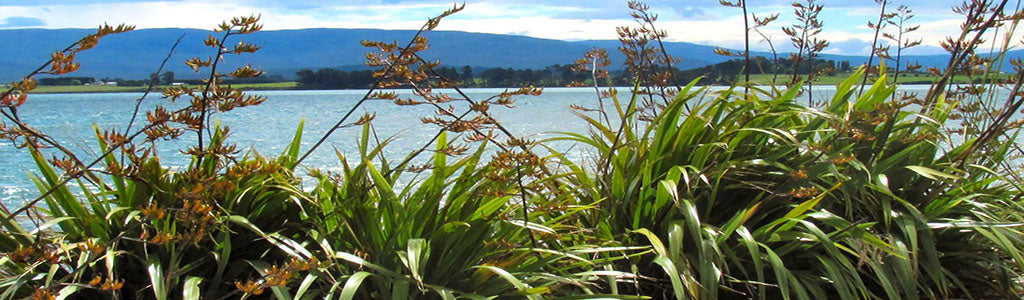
left=27, top=81, right=299, bottom=94
left=16, top=74, right=1015, bottom=94
left=741, top=72, right=1009, bottom=85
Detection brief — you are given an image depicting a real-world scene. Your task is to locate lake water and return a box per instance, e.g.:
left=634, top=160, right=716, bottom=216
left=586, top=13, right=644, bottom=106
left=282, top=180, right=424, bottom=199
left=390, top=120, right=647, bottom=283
left=0, top=85, right=947, bottom=207
left=2, top=87, right=616, bottom=207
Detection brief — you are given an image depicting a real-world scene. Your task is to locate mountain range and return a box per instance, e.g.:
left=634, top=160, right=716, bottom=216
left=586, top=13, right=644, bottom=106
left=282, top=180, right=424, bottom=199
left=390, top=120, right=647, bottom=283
left=0, top=28, right=1019, bottom=82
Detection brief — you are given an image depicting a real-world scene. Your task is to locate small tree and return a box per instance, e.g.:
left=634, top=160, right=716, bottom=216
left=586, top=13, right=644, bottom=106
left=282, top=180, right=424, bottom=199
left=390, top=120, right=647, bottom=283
left=460, top=65, right=473, bottom=81
left=161, top=71, right=175, bottom=84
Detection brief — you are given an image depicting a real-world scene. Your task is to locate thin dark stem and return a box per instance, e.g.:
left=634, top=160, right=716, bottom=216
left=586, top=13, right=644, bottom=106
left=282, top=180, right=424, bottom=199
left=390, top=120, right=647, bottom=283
left=754, top=28, right=780, bottom=87
left=126, top=34, right=185, bottom=135
left=382, top=83, right=511, bottom=178
left=924, top=0, right=1010, bottom=110
left=515, top=166, right=538, bottom=250
left=0, top=39, right=112, bottom=188
left=296, top=81, right=381, bottom=166
left=956, top=69, right=1024, bottom=168
left=412, top=53, right=539, bottom=158
left=859, top=0, right=888, bottom=97
left=295, top=23, right=435, bottom=167
left=632, top=40, right=663, bottom=111
left=383, top=113, right=468, bottom=179
left=642, top=17, right=690, bottom=113
left=408, top=56, right=566, bottom=202
left=0, top=108, right=108, bottom=189
left=789, top=19, right=809, bottom=87
left=196, top=30, right=234, bottom=167
left=644, top=18, right=682, bottom=91
left=892, top=33, right=904, bottom=88
left=2, top=110, right=184, bottom=223
left=0, top=30, right=151, bottom=224
left=890, top=17, right=907, bottom=101
left=742, top=0, right=751, bottom=98
left=591, top=58, right=612, bottom=126
left=0, top=42, right=80, bottom=108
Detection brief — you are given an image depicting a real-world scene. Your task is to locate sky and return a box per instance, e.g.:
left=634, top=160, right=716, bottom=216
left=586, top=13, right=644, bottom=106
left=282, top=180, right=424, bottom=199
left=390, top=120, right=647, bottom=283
left=0, top=0, right=1021, bottom=56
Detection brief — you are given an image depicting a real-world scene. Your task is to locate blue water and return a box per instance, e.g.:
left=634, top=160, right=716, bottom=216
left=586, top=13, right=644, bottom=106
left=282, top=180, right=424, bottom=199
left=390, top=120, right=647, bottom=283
left=0, top=88, right=612, bottom=206
left=1, top=84, right=971, bottom=207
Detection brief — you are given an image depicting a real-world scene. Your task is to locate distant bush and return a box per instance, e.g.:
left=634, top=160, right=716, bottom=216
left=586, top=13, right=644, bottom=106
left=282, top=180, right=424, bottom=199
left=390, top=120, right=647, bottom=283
left=37, top=76, right=95, bottom=85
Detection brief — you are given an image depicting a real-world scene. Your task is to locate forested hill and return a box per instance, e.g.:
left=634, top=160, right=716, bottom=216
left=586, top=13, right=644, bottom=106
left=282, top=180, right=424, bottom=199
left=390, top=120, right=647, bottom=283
left=0, top=28, right=716, bottom=81
left=0, top=28, right=1017, bottom=82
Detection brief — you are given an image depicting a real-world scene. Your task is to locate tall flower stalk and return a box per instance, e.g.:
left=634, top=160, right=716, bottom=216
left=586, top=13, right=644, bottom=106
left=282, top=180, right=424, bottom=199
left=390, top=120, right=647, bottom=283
left=858, top=0, right=892, bottom=97
left=783, top=0, right=829, bottom=105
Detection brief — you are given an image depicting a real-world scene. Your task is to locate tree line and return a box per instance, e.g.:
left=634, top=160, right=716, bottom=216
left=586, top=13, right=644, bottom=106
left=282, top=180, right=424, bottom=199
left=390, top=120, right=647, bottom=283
left=35, top=71, right=286, bottom=87
left=294, top=65, right=594, bottom=89
left=32, top=56, right=867, bottom=89
left=295, top=56, right=860, bottom=89
left=676, top=57, right=850, bottom=85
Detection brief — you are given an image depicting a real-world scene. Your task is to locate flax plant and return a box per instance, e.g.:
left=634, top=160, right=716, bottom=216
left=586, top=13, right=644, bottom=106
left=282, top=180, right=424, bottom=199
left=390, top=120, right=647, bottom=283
left=557, top=1, right=1024, bottom=299
left=2, top=1, right=1024, bottom=299
left=287, top=5, right=640, bottom=299
left=0, top=16, right=321, bottom=300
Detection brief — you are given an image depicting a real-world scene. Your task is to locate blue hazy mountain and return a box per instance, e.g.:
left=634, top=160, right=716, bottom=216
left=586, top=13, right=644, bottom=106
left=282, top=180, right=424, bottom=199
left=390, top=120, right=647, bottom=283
left=0, top=28, right=1016, bottom=82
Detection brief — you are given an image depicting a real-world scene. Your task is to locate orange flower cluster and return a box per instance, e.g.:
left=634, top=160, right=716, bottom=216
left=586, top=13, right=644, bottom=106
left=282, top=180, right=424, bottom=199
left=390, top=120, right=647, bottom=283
left=89, top=276, right=124, bottom=291
left=32, top=288, right=55, bottom=300
left=0, top=23, right=133, bottom=178
left=790, top=169, right=809, bottom=180
left=235, top=257, right=321, bottom=296
left=8, top=244, right=61, bottom=265
left=788, top=187, right=820, bottom=198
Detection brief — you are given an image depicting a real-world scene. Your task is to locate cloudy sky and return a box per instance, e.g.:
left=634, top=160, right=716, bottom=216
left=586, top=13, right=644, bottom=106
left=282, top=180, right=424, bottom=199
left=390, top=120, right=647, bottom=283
left=0, top=0, right=1020, bottom=55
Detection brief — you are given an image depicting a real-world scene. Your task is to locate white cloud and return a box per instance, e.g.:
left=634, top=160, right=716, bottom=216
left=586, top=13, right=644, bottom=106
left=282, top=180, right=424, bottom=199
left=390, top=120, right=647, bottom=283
left=1, top=2, right=260, bottom=29
left=0, top=0, right=1016, bottom=56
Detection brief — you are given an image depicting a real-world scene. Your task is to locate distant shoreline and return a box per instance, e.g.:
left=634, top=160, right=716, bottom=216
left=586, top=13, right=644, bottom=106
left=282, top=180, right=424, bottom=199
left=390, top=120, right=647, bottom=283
left=25, top=82, right=300, bottom=94
left=16, top=75, right=977, bottom=95
left=12, top=70, right=1003, bottom=94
